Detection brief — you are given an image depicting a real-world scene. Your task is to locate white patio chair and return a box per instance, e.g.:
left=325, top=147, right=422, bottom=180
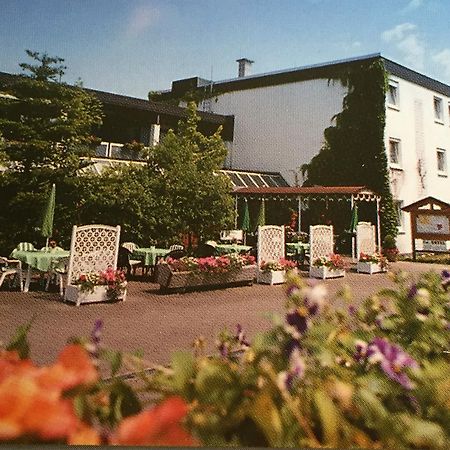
left=64, top=224, right=121, bottom=305
left=220, top=230, right=244, bottom=243
left=309, top=225, right=334, bottom=278
left=45, top=256, right=69, bottom=296
left=15, top=242, right=36, bottom=251
left=356, top=222, right=376, bottom=258
left=169, top=244, right=184, bottom=251
left=257, top=225, right=285, bottom=283
left=121, top=242, right=142, bottom=275
left=0, top=257, right=23, bottom=291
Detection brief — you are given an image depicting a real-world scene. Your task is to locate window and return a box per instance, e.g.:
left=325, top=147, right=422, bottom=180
left=388, top=139, right=401, bottom=166
left=434, top=96, right=444, bottom=122
left=394, top=200, right=404, bottom=231
left=95, top=142, right=109, bottom=157
left=387, top=80, right=399, bottom=108
left=437, top=148, right=447, bottom=175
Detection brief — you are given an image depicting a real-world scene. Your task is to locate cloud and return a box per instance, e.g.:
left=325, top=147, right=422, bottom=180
left=382, top=23, right=424, bottom=70
left=125, top=4, right=160, bottom=37
left=432, top=49, right=450, bottom=79
left=402, top=0, right=423, bottom=13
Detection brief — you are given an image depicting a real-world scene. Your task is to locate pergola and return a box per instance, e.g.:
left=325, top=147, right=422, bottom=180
left=233, top=185, right=382, bottom=255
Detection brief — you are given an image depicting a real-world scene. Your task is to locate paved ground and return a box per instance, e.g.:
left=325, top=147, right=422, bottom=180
left=0, top=261, right=447, bottom=376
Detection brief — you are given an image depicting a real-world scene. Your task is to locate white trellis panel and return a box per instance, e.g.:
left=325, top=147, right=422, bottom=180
left=356, top=222, right=376, bottom=258
left=257, top=225, right=285, bottom=282
left=66, top=224, right=121, bottom=285
left=309, top=225, right=334, bottom=267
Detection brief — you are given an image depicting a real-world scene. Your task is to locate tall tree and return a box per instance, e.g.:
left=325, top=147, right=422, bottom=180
left=0, top=50, right=103, bottom=252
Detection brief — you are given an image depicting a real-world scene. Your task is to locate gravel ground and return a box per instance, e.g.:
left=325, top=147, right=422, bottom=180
left=0, top=261, right=447, bottom=376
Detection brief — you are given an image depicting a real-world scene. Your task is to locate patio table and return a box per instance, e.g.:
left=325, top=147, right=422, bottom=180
left=132, top=247, right=171, bottom=267
left=10, top=249, right=70, bottom=293
left=215, top=244, right=252, bottom=255
left=286, top=242, right=310, bottom=253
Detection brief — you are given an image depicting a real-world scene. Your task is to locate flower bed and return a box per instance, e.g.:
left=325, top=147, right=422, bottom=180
left=65, top=268, right=127, bottom=306
left=310, top=254, right=346, bottom=279
left=156, top=254, right=256, bottom=292
left=2, top=269, right=449, bottom=447
left=259, top=258, right=296, bottom=285
left=357, top=252, right=388, bottom=274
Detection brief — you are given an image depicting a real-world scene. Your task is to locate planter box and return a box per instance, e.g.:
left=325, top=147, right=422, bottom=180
left=156, top=263, right=257, bottom=292
left=64, top=284, right=127, bottom=306
left=258, top=270, right=286, bottom=285
left=309, top=266, right=345, bottom=280
left=357, top=261, right=386, bottom=274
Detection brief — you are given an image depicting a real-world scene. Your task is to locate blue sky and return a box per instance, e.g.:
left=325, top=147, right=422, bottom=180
left=1, top=0, right=450, bottom=98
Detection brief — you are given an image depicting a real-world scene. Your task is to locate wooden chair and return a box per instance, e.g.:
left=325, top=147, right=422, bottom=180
left=257, top=225, right=285, bottom=283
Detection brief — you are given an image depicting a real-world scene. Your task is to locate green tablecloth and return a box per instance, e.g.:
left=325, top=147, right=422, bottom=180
left=10, top=249, right=70, bottom=272
left=215, top=244, right=252, bottom=255
left=132, top=248, right=171, bottom=266
left=286, top=242, right=310, bottom=254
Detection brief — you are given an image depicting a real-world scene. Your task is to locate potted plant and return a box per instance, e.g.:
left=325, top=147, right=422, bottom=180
left=66, top=268, right=127, bottom=306
left=310, top=253, right=346, bottom=279
left=357, top=252, right=388, bottom=274
left=156, top=254, right=257, bottom=291
left=382, top=235, right=399, bottom=262
left=259, top=258, right=297, bottom=285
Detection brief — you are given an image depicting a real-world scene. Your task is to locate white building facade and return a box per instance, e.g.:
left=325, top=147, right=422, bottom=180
left=166, top=54, right=450, bottom=253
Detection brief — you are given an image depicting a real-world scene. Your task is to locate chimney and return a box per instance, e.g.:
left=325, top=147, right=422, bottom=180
left=236, top=58, right=254, bottom=78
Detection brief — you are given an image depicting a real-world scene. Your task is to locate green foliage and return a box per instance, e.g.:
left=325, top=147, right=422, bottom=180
left=301, top=59, right=398, bottom=240
left=383, top=234, right=397, bottom=249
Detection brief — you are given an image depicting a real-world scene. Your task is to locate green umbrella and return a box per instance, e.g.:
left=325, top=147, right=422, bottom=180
left=41, top=183, right=56, bottom=246
left=349, top=203, right=358, bottom=234
left=240, top=199, right=251, bottom=232
left=254, top=199, right=266, bottom=231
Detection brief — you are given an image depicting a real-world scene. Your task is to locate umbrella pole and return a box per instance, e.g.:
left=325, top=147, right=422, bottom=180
left=351, top=197, right=355, bottom=261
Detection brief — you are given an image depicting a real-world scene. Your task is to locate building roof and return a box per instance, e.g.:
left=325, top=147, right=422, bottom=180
left=402, top=196, right=450, bottom=212
left=234, top=185, right=379, bottom=197
left=0, top=71, right=233, bottom=125
left=165, top=53, right=450, bottom=99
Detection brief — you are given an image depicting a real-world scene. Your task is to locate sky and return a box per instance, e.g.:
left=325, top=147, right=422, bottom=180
left=1, top=0, right=450, bottom=99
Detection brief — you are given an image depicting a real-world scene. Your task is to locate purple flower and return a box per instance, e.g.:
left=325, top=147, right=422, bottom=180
left=218, top=342, right=229, bottom=358
left=407, top=284, right=418, bottom=299
left=367, top=337, right=418, bottom=390
left=286, top=308, right=309, bottom=335
left=441, top=270, right=450, bottom=291
left=284, top=338, right=301, bottom=358
left=348, top=305, right=356, bottom=316
left=354, top=339, right=368, bottom=362
left=277, top=348, right=305, bottom=392
left=91, top=319, right=103, bottom=345
left=235, top=324, right=250, bottom=347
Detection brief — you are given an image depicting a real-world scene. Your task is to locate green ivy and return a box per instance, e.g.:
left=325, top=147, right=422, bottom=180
left=301, top=59, right=398, bottom=241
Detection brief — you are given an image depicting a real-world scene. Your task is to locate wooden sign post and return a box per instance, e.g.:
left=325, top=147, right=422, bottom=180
left=402, top=197, right=450, bottom=260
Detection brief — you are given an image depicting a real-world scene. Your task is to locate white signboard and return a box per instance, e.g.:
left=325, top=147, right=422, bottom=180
left=416, top=214, right=450, bottom=235
left=422, top=240, right=448, bottom=252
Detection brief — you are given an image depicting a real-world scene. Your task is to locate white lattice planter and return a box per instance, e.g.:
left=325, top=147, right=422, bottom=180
left=309, top=266, right=345, bottom=279
left=258, top=270, right=286, bottom=285
left=64, top=284, right=127, bottom=306
left=357, top=261, right=386, bottom=274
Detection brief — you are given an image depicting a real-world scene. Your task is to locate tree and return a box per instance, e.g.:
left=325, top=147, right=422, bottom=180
left=0, top=50, right=104, bottom=252
left=301, top=60, right=398, bottom=240
left=150, top=102, right=234, bottom=244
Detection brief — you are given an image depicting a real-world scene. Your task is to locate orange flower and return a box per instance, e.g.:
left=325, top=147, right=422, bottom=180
left=68, top=423, right=101, bottom=445
left=112, top=396, right=197, bottom=446
left=36, top=344, right=98, bottom=392
left=0, top=350, right=34, bottom=383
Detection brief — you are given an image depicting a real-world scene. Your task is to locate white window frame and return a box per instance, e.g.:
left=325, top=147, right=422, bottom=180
left=388, top=138, right=402, bottom=169
left=108, top=142, right=124, bottom=159
left=434, top=96, right=444, bottom=123
left=95, top=141, right=109, bottom=157
left=394, top=200, right=405, bottom=232
left=437, top=148, right=447, bottom=176
left=387, top=80, right=400, bottom=109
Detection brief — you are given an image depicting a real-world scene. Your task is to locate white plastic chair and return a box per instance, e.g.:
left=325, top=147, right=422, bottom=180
left=0, top=257, right=23, bottom=291
left=356, top=222, right=376, bottom=258
left=220, top=230, right=244, bottom=243
left=15, top=242, right=36, bottom=251
left=257, top=225, right=285, bottom=282
left=45, top=256, right=69, bottom=296
left=121, top=242, right=142, bottom=275
left=169, top=244, right=184, bottom=251
left=309, top=225, right=334, bottom=278
left=64, top=224, right=121, bottom=305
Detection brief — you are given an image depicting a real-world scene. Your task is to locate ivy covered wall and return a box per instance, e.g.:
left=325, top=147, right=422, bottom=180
left=301, top=59, right=398, bottom=241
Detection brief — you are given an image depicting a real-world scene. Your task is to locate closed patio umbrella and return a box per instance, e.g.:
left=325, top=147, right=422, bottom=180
left=240, top=199, right=251, bottom=244
left=41, top=183, right=56, bottom=248
left=350, top=203, right=358, bottom=260
left=254, top=199, right=266, bottom=231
